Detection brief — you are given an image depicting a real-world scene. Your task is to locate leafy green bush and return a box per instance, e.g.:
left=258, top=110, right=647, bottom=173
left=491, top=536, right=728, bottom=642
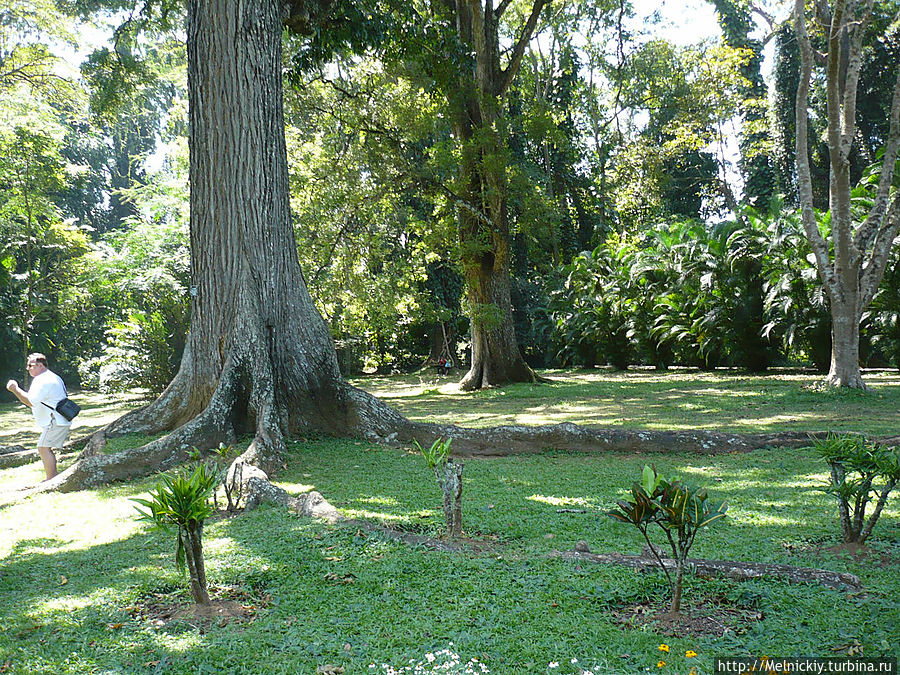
left=813, top=434, right=900, bottom=545
left=133, top=461, right=222, bottom=604
left=608, top=465, right=727, bottom=613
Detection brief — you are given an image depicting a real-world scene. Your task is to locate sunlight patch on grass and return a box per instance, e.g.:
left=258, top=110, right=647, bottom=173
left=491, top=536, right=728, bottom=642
left=341, top=508, right=422, bottom=522
left=358, top=496, right=402, bottom=507
left=730, top=510, right=810, bottom=526
left=1, top=491, right=144, bottom=559
left=272, top=481, right=316, bottom=495
left=348, top=369, right=900, bottom=434
left=36, top=593, right=103, bottom=615
left=527, top=494, right=595, bottom=508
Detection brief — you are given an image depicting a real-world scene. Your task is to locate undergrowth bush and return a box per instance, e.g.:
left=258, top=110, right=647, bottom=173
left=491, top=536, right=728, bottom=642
left=813, top=434, right=900, bottom=545
left=133, top=461, right=221, bottom=604
left=608, top=465, right=727, bottom=613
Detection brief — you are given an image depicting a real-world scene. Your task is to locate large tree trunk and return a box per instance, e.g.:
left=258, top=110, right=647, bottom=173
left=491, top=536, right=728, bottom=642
left=43, top=0, right=408, bottom=491
left=449, top=0, right=546, bottom=391
left=457, top=188, right=537, bottom=389
left=793, top=0, right=900, bottom=389
left=828, top=302, right=865, bottom=388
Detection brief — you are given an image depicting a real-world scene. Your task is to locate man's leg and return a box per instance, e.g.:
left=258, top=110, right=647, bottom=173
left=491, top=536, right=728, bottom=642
left=37, top=446, right=58, bottom=480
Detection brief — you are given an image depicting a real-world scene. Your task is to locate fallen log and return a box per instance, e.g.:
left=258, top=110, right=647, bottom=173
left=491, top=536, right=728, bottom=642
left=553, top=547, right=862, bottom=591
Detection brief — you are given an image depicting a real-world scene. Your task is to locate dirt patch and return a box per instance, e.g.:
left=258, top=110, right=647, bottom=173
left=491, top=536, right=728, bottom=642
left=127, top=584, right=269, bottom=629
left=612, top=601, right=764, bottom=637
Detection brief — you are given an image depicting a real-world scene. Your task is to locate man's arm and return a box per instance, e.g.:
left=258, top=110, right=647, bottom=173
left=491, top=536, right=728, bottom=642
left=6, top=380, right=32, bottom=408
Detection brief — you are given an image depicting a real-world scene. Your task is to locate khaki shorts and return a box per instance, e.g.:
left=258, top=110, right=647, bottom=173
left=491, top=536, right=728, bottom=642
left=38, top=421, right=71, bottom=449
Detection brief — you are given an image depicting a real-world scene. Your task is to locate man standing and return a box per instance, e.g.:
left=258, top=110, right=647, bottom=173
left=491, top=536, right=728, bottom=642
left=6, top=353, right=72, bottom=480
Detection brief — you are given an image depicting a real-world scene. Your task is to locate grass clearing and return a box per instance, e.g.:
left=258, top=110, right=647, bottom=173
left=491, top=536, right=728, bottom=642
left=350, top=368, right=900, bottom=435
left=1, top=371, right=898, bottom=673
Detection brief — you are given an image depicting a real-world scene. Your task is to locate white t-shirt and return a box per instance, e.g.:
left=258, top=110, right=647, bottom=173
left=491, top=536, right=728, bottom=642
left=27, top=369, right=72, bottom=429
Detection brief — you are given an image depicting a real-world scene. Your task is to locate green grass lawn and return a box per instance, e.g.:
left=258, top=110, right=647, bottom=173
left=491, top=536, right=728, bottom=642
left=1, top=372, right=898, bottom=674
left=350, top=368, right=900, bottom=435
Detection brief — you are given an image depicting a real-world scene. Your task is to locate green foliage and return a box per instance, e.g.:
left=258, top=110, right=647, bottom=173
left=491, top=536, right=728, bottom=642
left=813, top=434, right=900, bottom=544
left=284, top=61, right=450, bottom=373
left=0, top=90, right=91, bottom=379
left=549, top=217, right=781, bottom=371
left=608, top=465, right=727, bottom=611
left=132, top=461, right=220, bottom=574
left=414, top=437, right=452, bottom=470
left=548, top=234, right=645, bottom=369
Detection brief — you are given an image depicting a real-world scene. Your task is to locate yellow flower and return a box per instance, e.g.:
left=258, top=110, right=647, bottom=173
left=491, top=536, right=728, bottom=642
left=686, top=651, right=698, bottom=658
left=689, top=668, right=698, bottom=675
left=657, top=661, right=666, bottom=668
left=658, top=645, right=670, bottom=653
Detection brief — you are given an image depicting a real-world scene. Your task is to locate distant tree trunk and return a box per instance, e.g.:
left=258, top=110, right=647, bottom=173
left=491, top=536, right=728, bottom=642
left=447, top=0, right=548, bottom=390
left=425, top=322, right=460, bottom=368
left=710, top=0, right=774, bottom=207
left=794, top=0, right=900, bottom=389
left=829, top=300, right=864, bottom=388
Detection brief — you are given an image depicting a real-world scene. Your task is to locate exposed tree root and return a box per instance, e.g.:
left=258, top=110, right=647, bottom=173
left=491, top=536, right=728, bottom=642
left=554, top=547, right=862, bottom=592
left=0, top=445, right=33, bottom=469
left=41, top=405, right=232, bottom=493
left=238, top=474, right=864, bottom=593
left=23, top=398, right=893, bottom=495
left=81, top=355, right=204, bottom=457
left=402, top=422, right=836, bottom=456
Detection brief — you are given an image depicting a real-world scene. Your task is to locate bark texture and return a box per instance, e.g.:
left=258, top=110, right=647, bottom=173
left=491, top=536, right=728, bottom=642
left=447, top=0, right=549, bottom=390
left=435, top=459, right=464, bottom=537
left=794, top=0, right=900, bottom=388
left=0, top=445, right=34, bottom=469
left=44, top=0, right=406, bottom=492
left=181, top=523, right=210, bottom=605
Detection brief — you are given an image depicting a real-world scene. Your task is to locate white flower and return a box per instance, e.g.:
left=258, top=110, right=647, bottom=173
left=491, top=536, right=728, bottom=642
left=549, top=663, right=559, bottom=669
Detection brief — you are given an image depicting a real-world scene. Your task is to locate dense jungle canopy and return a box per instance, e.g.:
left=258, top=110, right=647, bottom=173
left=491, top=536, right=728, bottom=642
left=1, top=0, right=899, bottom=399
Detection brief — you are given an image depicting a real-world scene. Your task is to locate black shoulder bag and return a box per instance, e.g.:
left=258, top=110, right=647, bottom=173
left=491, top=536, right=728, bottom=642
left=41, top=382, right=81, bottom=422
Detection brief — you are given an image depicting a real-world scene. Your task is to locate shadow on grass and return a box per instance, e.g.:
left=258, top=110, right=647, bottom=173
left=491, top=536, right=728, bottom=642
left=278, top=440, right=900, bottom=575
left=1, top=473, right=897, bottom=673
left=353, top=370, right=900, bottom=434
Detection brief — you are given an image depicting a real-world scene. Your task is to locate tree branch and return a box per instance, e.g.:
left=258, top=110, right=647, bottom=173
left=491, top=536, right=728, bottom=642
left=794, top=0, right=837, bottom=294
left=858, top=197, right=900, bottom=314
left=855, top=65, right=900, bottom=254
left=839, top=0, right=874, bottom=160
left=494, top=0, right=514, bottom=20
left=496, top=0, right=550, bottom=98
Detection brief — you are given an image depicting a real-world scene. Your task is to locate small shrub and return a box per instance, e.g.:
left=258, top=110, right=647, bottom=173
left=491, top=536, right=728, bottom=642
left=415, top=437, right=463, bottom=538
left=608, top=465, right=727, bottom=613
left=210, top=443, right=245, bottom=512
left=813, top=434, right=900, bottom=545
left=133, top=461, right=221, bottom=605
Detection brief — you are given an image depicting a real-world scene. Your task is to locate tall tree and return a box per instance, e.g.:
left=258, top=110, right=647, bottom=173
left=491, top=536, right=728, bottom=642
left=52, top=0, right=410, bottom=490
left=442, top=0, right=550, bottom=390
left=710, top=0, right=775, bottom=206
left=793, top=0, right=900, bottom=388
